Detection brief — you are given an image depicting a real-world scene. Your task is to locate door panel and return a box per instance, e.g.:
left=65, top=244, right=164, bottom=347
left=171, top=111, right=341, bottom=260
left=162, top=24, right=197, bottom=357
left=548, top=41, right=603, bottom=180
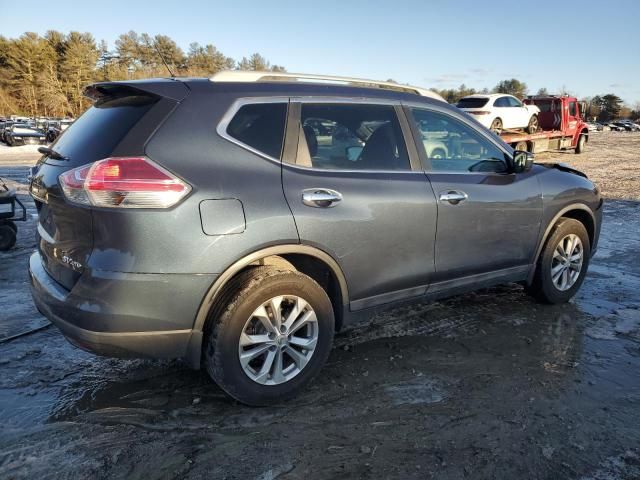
left=565, top=100, right=579, bottom=138
left=493, top=96, right=513, bottom=128
left=427, top=171, right=542, bottom=280
left=282, top=101, right=437, bottom=307
left=406, top=105, right=543, bottom=282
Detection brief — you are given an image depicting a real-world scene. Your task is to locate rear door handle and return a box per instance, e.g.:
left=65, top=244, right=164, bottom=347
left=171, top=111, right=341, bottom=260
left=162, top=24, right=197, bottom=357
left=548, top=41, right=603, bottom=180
left=302, top=188, right=342, bottom=208
left=439, top=190, right=468, bottom=205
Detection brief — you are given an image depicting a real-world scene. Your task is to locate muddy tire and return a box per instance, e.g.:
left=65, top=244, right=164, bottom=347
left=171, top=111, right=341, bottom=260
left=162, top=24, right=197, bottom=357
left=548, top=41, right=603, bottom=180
left=528, top=218, right=590, bottom=304
left=515, top=141, right=528, bottom=151
left=575, top=134, right=587, bottom=154
left=0, top=224, right=17, bottom=251
left=527, top=114, right=539, bottom=134
left=490, top=118, right=503, bottom=134
left=204, top=266, right=334, bottom=406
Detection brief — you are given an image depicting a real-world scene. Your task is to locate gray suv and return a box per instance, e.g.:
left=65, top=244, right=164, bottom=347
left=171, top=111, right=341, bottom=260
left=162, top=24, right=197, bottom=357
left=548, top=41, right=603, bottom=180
left=29, top=72, right=602, bottom=405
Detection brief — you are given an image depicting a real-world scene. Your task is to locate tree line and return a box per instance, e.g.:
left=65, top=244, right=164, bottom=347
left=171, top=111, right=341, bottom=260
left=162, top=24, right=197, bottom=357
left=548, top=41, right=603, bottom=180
left=0, top=31, right=286, bottom=117
left=1, top=31, right=638, bottom=122
left=433, top=79, right=639, bottom=122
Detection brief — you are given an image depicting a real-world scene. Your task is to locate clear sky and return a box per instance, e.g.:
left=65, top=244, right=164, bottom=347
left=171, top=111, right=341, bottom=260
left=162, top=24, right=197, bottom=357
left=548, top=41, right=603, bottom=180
left=1, top=0, right=638, bottom=104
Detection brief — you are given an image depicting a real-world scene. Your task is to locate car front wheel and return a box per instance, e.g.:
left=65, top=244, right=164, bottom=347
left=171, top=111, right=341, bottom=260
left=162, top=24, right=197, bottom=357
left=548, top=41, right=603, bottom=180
left=204, top=266, right=335, bottom=405
left=528, top=218, right=590, bottom=304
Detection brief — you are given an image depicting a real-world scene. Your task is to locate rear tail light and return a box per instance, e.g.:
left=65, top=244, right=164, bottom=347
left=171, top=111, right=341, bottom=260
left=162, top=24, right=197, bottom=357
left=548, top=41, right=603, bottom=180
left=468, top=111, right=491, bottom=115
left=59, top=157, right=191, bottom=208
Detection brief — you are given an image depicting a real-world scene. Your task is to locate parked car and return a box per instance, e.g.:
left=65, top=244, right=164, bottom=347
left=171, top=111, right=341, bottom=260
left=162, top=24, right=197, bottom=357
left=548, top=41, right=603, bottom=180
left=29, top=72, right=602, bottom=405
left=608, top=122, right=626, bottom=131
left=457, top=93, right=540, bottom=134
left=5, top=124, right=47, bottom=146
left=613, top=121, right=640, bottom=132
left=586, top=122, right=601, bottom=132
left=0, top=121, right=14, bottom=143
left=45, top=118, right=74, bottom=143
left=596, top=122, right=611, bottom=132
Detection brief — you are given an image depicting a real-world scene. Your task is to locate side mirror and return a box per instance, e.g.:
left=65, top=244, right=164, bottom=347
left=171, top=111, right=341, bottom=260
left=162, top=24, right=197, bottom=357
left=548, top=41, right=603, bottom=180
left=511, top=150, right=534, bottom=173
left=345, top=145, right=363, bottom=161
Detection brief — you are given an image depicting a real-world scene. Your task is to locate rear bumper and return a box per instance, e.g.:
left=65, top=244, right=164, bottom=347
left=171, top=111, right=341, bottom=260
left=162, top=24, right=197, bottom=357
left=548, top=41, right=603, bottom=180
left=29, top=251, right=215, bottom=363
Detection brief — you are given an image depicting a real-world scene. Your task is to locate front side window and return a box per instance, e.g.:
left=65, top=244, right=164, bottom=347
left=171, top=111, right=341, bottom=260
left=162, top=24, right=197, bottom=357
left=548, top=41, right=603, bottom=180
left=410, top=108, right=508, bottom=173
left=226, top=102, right=287, bottom=159
left=296, top=103, right=410, bottom=171
left=508, top=96, right=523, bottom=107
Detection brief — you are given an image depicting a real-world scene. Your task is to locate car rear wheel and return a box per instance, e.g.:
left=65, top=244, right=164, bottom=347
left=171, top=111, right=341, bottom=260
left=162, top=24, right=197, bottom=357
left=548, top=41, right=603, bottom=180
left=204, top=266, right=335, bottom=406
left=528, top=218, right=590, bottom=304
left=490, top=118, right=503, bottom=134
left=527, top=115, right=539, bottom=134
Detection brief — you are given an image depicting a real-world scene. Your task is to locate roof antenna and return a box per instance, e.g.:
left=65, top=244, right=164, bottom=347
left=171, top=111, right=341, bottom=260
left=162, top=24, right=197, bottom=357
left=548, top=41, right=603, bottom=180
left=146, top=38, right=175, bottom=77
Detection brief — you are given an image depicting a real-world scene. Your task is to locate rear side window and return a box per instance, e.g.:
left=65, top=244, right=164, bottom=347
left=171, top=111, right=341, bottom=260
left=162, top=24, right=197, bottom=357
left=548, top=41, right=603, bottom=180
left=226, top=103, right=287, bottom=159
left=49, top=94, right=157, bottom=167
left=457, top=98, right=489, bottom=108
left=296, top=103, right=410, bottom=171
left=494, top=97, right=509, bottom=107
left=569, top=101, right=577, bottom=116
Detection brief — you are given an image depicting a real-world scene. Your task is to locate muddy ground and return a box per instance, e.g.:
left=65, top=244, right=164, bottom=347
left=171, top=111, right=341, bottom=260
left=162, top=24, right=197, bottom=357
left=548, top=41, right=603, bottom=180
left=1, top=133, right=639, bottom=479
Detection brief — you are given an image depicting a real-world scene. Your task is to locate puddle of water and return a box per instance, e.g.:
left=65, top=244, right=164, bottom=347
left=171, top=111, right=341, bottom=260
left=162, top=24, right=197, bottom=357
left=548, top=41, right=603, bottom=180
left=383, top=377, right=446, bottom=406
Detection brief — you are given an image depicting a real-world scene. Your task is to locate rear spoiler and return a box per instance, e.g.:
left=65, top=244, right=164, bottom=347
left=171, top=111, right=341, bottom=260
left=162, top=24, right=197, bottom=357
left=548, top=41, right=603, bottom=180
left=84, top=79, right=190, bottom=103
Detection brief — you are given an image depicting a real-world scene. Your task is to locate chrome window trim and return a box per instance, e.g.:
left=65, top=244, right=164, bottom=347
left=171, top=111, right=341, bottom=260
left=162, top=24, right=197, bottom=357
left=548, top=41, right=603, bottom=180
left=217, top=95, right=440, bottom=174
left=291, top=96, right=402, bottom=106
left=282, top=163, right=426, bottom=176
left=216, top=96, right=290, bottom=165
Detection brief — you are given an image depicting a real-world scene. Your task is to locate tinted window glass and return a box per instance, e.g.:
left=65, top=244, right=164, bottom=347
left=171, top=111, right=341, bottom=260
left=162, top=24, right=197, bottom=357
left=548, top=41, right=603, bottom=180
left=456, top=98, right=489, bottom=108
left=508, top=96, right=523, bottom=107
left=569, top=101, right=577, bottom=116
left=494, top=97, right=510, bottom=107
left=298, top=103, right=410, bottom=171
left=227, top=103, right=287, bottom=159
left=50, top=94, right=157, bottom=167
left=532, top=100, right=552, bottom=113
left=411, top=108, right=508, bottom=173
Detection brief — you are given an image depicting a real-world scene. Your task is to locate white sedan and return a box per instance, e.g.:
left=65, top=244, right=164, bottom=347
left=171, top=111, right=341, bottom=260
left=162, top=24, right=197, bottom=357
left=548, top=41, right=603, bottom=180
left=457, top=94, right=540, bottom=134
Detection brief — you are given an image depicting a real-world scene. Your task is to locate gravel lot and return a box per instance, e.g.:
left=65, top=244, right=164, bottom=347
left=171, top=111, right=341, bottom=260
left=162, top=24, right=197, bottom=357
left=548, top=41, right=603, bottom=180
left=1, top=133, right=639, bottom=479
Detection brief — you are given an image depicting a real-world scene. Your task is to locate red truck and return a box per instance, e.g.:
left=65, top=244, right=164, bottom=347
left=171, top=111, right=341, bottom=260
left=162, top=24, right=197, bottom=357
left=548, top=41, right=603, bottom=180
left=500, top=95, right=589, bottom=154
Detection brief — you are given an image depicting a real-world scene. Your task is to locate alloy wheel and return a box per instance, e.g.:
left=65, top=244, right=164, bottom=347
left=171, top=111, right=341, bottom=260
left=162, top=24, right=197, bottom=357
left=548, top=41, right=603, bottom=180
left=551, top=234, right=583, bottom=291
left=238, top=295, right=318, bottom=385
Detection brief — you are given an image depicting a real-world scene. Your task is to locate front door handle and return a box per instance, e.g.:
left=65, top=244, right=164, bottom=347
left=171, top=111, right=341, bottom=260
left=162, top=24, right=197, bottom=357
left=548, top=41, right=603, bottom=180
left=439, top=190, right=468, bottom=205
left=302, top=188, right=342, bottom=208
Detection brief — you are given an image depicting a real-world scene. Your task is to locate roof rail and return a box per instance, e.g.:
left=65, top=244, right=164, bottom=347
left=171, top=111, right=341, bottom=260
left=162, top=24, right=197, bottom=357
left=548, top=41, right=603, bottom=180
left=209, top=71, right=445, bottom=102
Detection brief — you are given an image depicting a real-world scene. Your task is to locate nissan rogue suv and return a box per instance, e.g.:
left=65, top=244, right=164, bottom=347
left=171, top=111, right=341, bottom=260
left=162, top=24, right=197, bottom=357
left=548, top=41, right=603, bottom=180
left=29, top=72, right=602, bottom=405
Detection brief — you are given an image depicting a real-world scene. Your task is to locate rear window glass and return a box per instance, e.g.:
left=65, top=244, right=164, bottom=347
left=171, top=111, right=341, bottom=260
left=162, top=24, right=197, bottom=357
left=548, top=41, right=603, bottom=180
left=48, top=94, right=157, bottom=166
left=457, top=98, right=489, bottom=108
left=226, top=103, right=287, bottom=159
